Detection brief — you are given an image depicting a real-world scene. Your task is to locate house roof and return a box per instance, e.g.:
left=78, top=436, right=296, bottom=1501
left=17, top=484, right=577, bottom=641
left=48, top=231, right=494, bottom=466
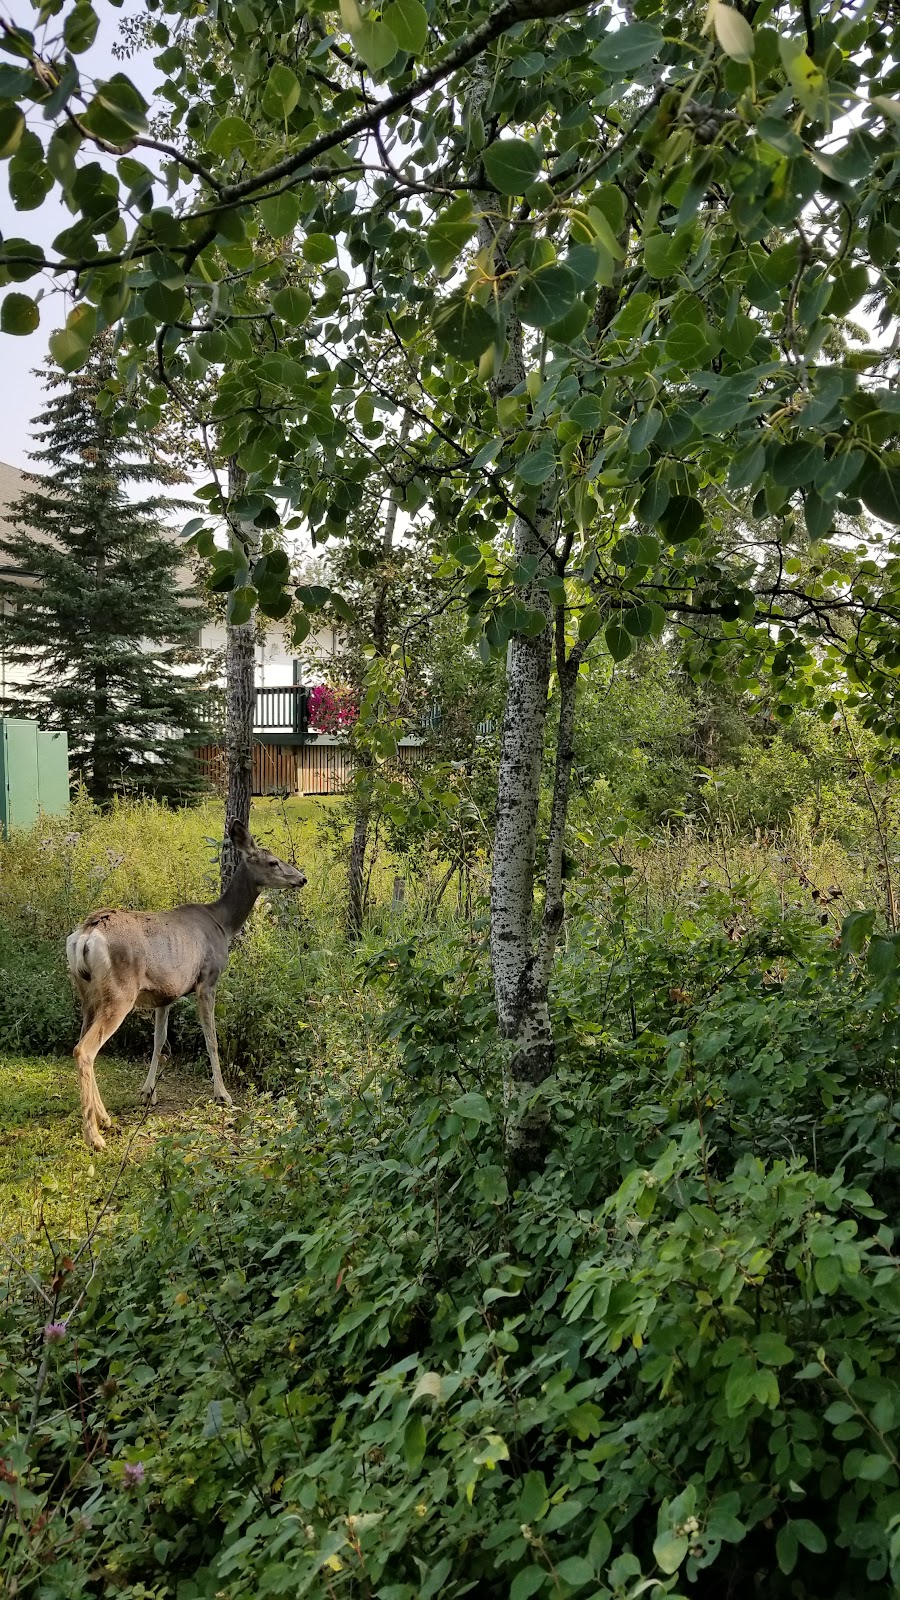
left=0, top=460, right=45, bottom=584
left=0, top=459, right=197, bottom=593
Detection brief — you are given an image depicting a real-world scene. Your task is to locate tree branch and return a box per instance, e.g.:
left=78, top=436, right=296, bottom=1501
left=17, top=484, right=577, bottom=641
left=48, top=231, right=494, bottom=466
left=220, top=0, right=590, bottom=205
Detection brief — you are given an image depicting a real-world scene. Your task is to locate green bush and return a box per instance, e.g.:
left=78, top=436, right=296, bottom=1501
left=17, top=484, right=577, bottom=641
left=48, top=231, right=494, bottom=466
left=0, top=927, right=76, bottom=1056
left=4, top=898, right=900, bottom=1598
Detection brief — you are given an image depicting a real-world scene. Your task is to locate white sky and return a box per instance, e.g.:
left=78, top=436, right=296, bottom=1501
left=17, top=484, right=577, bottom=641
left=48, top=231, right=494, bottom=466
left=0, top=6, right=158, bottom=468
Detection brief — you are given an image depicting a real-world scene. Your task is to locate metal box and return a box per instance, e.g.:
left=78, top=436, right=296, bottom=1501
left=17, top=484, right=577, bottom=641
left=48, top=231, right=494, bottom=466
left=0, top=718, right=70, bottom=835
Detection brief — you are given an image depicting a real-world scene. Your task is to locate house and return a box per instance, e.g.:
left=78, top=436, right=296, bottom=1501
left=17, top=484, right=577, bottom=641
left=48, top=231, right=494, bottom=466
left=0, top=461, right=424, bottom=798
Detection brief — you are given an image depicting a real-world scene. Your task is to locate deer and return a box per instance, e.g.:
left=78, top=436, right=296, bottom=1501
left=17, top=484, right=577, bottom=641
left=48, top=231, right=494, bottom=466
left=66, top=820, right=307, bottom=1150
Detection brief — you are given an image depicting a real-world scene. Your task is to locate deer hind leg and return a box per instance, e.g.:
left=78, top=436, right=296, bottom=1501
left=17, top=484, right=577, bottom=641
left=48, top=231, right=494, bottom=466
left=140, top=1005, right=171, bottom=1106
left=195, top=986, right=231, bottom=1106
left=75, top=993, right=133, bottom=1150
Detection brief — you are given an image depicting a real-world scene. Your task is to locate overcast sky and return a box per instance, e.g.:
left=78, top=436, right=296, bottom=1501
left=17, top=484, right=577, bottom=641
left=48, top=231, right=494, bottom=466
left=0, top=8, right=158, bottom=469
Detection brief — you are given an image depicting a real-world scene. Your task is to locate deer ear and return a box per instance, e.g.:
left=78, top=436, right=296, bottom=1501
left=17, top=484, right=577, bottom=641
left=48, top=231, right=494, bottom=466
left=228, top=820, right=254, bottom=853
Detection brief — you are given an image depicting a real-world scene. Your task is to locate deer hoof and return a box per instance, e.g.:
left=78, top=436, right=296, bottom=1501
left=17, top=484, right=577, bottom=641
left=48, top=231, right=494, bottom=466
left=213, top=1089, right=233, bottom=1107
left=140, top=1089, right=157, bottom=1107
left=86, top=1128, right=106, bottom=1151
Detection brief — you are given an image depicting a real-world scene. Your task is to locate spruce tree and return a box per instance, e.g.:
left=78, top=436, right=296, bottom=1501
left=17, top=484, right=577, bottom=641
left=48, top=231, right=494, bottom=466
left=0, top=339, right=205, bottom=799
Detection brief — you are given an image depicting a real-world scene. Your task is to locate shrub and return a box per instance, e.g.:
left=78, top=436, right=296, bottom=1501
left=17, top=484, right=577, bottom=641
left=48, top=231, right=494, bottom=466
left=0, top=927, right=76, bottom=1056
left=4, top=899, right=900, bottom=1597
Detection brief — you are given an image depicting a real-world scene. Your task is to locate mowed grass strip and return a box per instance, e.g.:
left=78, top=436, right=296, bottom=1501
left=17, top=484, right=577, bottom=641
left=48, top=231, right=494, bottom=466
left=0, top=1052, right=231, bottom=1252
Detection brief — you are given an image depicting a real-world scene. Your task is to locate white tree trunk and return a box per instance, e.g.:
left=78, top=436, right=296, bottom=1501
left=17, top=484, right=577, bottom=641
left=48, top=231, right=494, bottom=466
left=346, top=412, right=411, bottom=936
left=221, top=458, right=256, bottom=891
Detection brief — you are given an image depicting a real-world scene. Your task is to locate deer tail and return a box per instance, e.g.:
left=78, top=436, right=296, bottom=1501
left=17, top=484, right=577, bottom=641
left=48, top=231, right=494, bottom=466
left=66, top=928, right=112, bottom=985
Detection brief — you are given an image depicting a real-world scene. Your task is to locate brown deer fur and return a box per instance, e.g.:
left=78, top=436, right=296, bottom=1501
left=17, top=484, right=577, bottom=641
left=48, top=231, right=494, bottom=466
left=66, top=820, right=306, bottom=1149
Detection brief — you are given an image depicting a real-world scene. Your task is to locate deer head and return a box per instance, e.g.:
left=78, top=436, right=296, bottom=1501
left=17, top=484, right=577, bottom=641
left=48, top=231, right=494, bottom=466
left=229, top=820, right=307, bottom=890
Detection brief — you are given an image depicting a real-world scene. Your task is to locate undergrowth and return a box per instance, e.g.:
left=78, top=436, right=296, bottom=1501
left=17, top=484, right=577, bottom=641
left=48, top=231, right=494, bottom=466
left=4, top=892, right=900, bottom=1598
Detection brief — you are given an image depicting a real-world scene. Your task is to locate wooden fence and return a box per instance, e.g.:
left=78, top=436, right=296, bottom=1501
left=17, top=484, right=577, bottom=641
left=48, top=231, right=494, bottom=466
left=194, top=739, right=424, bottom=797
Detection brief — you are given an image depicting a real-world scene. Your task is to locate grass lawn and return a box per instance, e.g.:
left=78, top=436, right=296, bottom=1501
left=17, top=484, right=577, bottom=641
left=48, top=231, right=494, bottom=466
left=0, top=1052, right=235, bottom=1252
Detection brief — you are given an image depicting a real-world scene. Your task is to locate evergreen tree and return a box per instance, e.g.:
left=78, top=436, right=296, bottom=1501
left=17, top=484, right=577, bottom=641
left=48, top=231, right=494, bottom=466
left=0, top=340, right=205, bottom=799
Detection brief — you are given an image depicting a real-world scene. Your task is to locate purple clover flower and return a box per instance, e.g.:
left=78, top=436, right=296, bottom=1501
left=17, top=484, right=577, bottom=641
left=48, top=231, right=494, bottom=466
left=43, top=1321, right=68, bottom=1344
left=123, top=1462, right=145, bottom=1486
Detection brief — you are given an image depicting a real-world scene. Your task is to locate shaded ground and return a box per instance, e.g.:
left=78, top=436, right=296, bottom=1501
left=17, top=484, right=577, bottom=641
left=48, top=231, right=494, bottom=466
left=0, top=1053, right=237, bottom=1249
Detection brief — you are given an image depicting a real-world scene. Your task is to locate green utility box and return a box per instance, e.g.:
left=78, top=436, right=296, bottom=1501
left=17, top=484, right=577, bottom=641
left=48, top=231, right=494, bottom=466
left=0, top=718, right=70, bottom=836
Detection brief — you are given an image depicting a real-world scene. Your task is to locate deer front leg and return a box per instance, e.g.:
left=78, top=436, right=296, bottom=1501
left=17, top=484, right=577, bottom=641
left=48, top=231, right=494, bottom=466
left=195, top=987, right=232, bottom=1106
left=141, top=1005, right=171, bottom=1105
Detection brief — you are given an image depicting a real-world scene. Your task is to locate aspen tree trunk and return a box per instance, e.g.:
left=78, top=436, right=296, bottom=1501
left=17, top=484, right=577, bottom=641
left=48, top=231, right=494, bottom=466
left=474, top=64, right=583, bottom=1174
left=221, top=458, right=256, bottom=891
left=346, top=413, right=411, bottom=937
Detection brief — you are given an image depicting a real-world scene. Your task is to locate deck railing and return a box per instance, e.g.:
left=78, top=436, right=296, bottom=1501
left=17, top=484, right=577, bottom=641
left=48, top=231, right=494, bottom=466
left=201, top=686, right=496, bottom=739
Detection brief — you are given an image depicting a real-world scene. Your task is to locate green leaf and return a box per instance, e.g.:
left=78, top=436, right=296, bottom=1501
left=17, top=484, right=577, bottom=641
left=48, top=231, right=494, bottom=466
left=261, top=63, right=301, bottom=120
left=352, top=18, right=398, bottom=71
left=665, top=320, right=712, bottom=367
left=0, top=104, right=24, bottom=160
left=776, top=1523, right=798, bottom=1577
left=658, top=494, right=703, bottom=542
left=554, top=1556, right=594, bottom=1588
left=772, top=440, right=823, bottom=487
left=207, top=116, right=256, bottom=157
left=516, top=445, right=556, bottom=485
left=725, top=1362, right=758, bottom=1414
left=483, top=138, right=541, bottom=194
left=403, top=1414, right=426, bottom=1472
left=814, top=1254, right=840, bottom=1294
left=569, top=394, right=604, bottom=430
left=228, top=587, right=255, bottom=626
left=858, top=459, right=900, bottom=524
left=259, top=191, right=301, bottom=239
left=433, top=295, right=496, bottom=361
left=81, top=75, right=148, bottom=143
left=623, top=603, right=657, bottom=638
left=579, top=608, right=602, bottom=642
left=475, top=1165, right=509, bottom=1204
left=840, top=907, right=875, bottom=954
left=296, top=584, right=332, bottom=610
left=0, top=290, right=38, bottom=334
left=510, top=1569, right=546, bottom=1600
left=546, top=297, right=591, bottom=345
left=652, top=1531, right=688, bottom=1575
left=828, top=263, right=869, bottom=317
left=518, top=265, right=578, bottom=329
left=426, top=205, right=477, bottom=275
left=713, top=4, right=754, bottom=62
left=754, top=1332, right=794, bottom=1366
left=644, top=230, right=692, bottom=279
left=383, top=0, right=427, bottom=55
left=258, top=591, right=292, bottom=621
left=793, top=1519, right=827, bottom=1554
left=605, top=621, right=632, bottom=662
left=302, top=232, right=337, bottom=265
left=63, top=3, right=99, bottom=53
left=450, top=1091, right=491, bottom=1123
left=518, top=1471, right=548, bottom=1524
left=857, top=1453, right=891, bottom=1481
left=272, top=284, right=311, bottom=325
left=48, top=326, right=91, bottom=370
left=868, top=935, right=897, bottom=978
left=593, top=22, right=662, bottom=72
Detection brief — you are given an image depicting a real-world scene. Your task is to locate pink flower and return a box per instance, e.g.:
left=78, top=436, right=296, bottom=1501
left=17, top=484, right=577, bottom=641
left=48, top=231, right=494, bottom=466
left=43, top=1321, right=67, bottom=1343
left=308, top=684, right=358, bottom=735
left=123, top=1462, right=145, bottom=1486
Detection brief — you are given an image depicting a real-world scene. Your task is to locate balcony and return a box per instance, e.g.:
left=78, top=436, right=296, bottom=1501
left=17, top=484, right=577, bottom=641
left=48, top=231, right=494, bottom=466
left=200, top=685, right=309, bottom=739
left=199, top=686, right=496, bottom=741
left=255, top=685, right=308, bottom=734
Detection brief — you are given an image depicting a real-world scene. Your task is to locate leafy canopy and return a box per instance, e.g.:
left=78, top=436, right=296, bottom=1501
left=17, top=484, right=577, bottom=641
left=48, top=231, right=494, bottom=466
left=3, top=0, right=900, bottom=724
